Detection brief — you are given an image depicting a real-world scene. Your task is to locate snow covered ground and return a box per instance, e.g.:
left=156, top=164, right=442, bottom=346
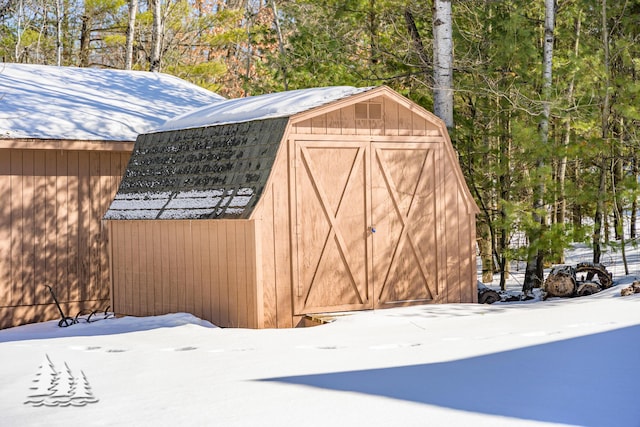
left=1, top=244, right=639, bottom=427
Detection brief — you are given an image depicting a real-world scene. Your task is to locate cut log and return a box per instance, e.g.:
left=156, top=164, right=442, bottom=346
left=575, top=262, right=612, bottom=289
left=576, top=282, right=600, bottom=297
left=478, top=288, right=501, bottom=304
left=544, top=265, right=576, bottom=297
left=621, top=281, right=640, bottom=296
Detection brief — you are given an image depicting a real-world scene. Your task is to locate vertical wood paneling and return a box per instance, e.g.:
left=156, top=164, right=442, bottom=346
left=43, top=151, right=57, bottom=304
left=153, top=221, right=164, bottom=314
left=109, top=220, right=260, bottom=328
left=341, top=105, right=356, bottom=135
left=252, top=220, right=262, bottom=328
left=435, top=145, right=447, bottom=302
left=398, top=107, right=413, bottom=136
left=295, top=119, right=312, bottom=134
left=10, top=150, right=23, bottom=306
left=238, top=223, right=249, bottom=327
left=0, top=149, right=132, bottom=329
left=275, top=157, right=293, bottom=328
left=113, top=220, right=126, bottom=315
left=142, top=221, right=154, bottom=315
left=0, top=153, right=12, bottom=307
left=191, top=221, right=205, bottom=319
left=98, top=152, right=112, bottom=301
left=326, top=110, right=342, bottom=135
left=412, top=113, right=427, bottom=136
left=226, top=223, right=238, bottom=326
left=445, top=169, right=461, bottom=303
left=21, top=150, right=35, bottom=306
left=208, top=221, right=221, bottom=325
left=199, top=221, right=211, bottom=322
left=184, top=221, right=194, bottom=313
left=66, top=151, right=79, bottom=303
left=384, top=99, right=399, bottom=137
left=311, top=114, right=326, bottom=134
left=259, top=185, right=277, bottom=328
left=89, top=152, right=101, bottom=301
left=33, top=151, right=46, bottom=305
left=51, top=151, right=69, bottom=301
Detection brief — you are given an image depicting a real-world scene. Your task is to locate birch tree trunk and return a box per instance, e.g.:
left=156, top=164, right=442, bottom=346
left=523, top=0, right=555, bottom=293
left=125, top=0, right=138, bottom=70
left=432, top=0, right=453, bottom=129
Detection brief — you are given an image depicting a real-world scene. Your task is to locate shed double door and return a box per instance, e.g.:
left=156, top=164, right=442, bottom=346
left=293, top=140, right=438, bottom=315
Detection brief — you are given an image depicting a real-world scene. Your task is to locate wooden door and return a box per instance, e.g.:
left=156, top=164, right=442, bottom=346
left=293, top=141, right=372, bottom=314
left=371, top=143, right=438, bottom=307
left=293, top=140, right=438, bottom=315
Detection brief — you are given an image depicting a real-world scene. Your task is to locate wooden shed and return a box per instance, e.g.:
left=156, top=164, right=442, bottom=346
left=105, top=85, right=479, bottom=328
left=0, top=63, right=223, bottom=329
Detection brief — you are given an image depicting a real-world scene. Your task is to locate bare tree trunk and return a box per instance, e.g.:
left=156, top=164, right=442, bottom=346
left=150, top=0, right=163, bottom=72
left=55, top=0, right=63, bottom=65
left=432, top=0, right=454, bottom=129
left=79, top=14, right=92, bottom=67
left=524, top=0, right=555, bottom=293
left=125, top=0, right=138, bottom=70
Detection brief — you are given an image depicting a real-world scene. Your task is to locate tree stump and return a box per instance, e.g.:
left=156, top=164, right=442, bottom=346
left=575, top=262, right=613, bottom=289
left=576, top=282, right=600, bottom=297
left=544, top=265, right=576, bottom=297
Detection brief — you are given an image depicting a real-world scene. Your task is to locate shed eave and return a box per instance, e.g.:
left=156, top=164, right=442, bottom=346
left=0, top=137, right=135, bottom=152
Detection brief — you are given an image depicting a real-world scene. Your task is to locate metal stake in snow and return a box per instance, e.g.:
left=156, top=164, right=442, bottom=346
left=45, top=285, right=75, bottom=327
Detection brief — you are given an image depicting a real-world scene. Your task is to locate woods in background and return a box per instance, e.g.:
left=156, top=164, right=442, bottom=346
left=2, top=0, right=639, bottom=290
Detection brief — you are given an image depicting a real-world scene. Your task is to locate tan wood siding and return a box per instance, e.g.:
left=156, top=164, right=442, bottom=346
left=254, top=147, right=294, bottom=328
left=291, top=96, right=442, bottom=138
left=109, top=219, right=260, bottom=329
left=372, top=143, right=438, bottom=307
left=0, top=149, right=129, bottom=329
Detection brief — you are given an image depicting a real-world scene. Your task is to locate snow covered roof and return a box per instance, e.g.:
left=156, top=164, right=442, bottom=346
left=155, top=86, right=374, bottom=132
left=0, top=63, right=225, bottom=141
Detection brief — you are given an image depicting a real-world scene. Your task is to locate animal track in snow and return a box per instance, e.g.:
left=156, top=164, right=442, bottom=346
left=369, top=343, right=422, bottom=350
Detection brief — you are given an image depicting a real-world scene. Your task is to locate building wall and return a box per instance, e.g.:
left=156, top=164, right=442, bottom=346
left=109, top=219, right=261, bottom=328
left=0, top=148, right=129, bottom=329
left=254, top=93, right=477, bottom=327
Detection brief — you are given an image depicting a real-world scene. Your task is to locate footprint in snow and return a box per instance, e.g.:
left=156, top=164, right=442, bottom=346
left=369, top=343, right=422, bottom=350
left=69, top=345, right=102, bottom=351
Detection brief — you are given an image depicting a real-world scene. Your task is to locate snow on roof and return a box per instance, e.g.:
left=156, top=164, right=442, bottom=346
left=155, top=86, right=374, bottom=132
left=0, top=63, right=225, bottom=141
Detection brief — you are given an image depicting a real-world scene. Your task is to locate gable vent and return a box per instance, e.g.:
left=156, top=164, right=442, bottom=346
left=355, top=102, right=382, bottom=120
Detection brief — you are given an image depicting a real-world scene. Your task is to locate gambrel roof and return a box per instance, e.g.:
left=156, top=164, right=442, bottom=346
left=0, top=63, right=224, bottom=141
left=105, top=85, right=478, bottom=220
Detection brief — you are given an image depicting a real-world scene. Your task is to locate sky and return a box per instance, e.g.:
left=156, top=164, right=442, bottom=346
left=1, top=243, right=639, bottom=427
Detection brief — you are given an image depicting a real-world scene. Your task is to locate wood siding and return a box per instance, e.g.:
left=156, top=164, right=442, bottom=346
left=291, top=95, right=441, bottom=138
left=0, top=148, right=129, bottom=329
left=105, top=88, right=477, bottom=329
left=109, top=219, right=261, bottom=328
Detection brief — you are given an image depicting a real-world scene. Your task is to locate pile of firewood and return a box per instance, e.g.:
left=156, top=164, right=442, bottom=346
left=621, top=281, right=640, bottom=296
left=543, top=262, right=613, bottom=298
